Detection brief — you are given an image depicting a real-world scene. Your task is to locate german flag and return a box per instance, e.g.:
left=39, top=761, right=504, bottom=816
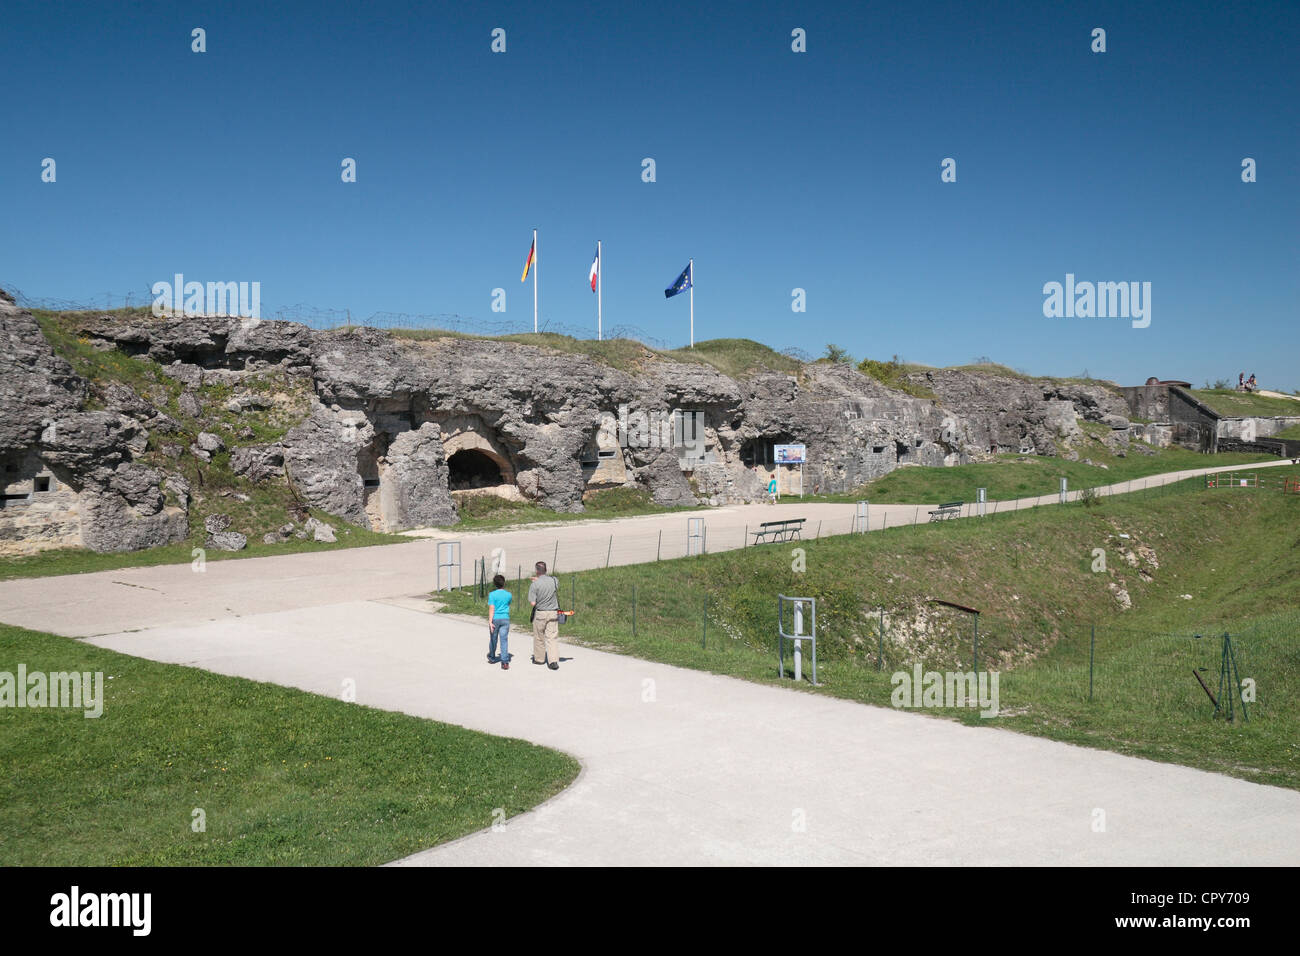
left=521, top=236, right=536, bottom=282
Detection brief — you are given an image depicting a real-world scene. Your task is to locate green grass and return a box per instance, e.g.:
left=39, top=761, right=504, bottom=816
left=446, top=486, right=703, bottom=533
left=1189, top=389, right=1300, bottom=418
left=0, top=624, right=579, bottom=865
left=438, top=477, right=1300, bottom=788
left=811, top=447, right=1279, bottom=504
left=33, top=309, right=181, bottom=408
left=656, top=338, right=803, bottom=378
left=397, top=330, right=802, bottom=379
left=857, top=356, right=937, bottom=399
left=0, top=525, right=409, bottom=581
left=1273, top=423, right=1300, bottom=441
left=397, top=328, right=661, bottom=374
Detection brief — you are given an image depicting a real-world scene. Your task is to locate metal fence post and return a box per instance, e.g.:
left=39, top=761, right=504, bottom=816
left=606, top=534, right=612, bottom=568
left=632, top=585, right=637, bottom=638
left=687, top=518, right=705, bottom=556
left=656, top=529, right=662, bottom=561
left=436, top=541, right=462, bottom=592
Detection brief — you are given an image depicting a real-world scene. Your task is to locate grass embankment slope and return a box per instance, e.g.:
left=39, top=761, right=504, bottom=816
left=0, top=625, right=578, bottom=865
left=1190, top=388, right=1300, bottom=418
left=397, top=330, right=805, bottom=380
left=439, top=478, right=1300, bottom=788
left=835, top=444, right=1279, bottom=505
left=450, top=486, right=702, bottom=533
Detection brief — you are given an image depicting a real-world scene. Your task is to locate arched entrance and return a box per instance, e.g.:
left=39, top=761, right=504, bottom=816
left=447, top=448, right=505, bottom=490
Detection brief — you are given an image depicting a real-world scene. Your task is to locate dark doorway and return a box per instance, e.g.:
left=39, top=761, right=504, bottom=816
left=448, top=449, right=505, bottom=490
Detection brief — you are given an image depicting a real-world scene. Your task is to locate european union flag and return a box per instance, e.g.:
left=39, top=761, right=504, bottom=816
left=664, top=262, right=693, bottom=298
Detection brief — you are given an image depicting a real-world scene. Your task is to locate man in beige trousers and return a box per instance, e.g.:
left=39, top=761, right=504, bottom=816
left=528, top=560, right=561, bottom=670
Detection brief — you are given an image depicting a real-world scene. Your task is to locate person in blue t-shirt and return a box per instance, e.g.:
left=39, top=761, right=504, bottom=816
left=487, top=574, right=513, bottom=670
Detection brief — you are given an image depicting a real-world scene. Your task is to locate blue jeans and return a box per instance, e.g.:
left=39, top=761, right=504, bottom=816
left=489, top=621, right=511, bottom=662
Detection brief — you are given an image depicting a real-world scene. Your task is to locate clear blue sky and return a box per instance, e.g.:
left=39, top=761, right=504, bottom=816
left=2, top=0, right=1296, bottom=390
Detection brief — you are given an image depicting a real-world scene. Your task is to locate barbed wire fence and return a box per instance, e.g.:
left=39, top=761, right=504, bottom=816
left=4, top=280, right=822, bottom=357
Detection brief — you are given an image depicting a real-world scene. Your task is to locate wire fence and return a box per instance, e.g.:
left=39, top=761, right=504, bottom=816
left=2, top=281, right=816, bottom=359
left=435, top=473, right=1297, bottom=589
left=438, top=474, right=1294, bottom=722
left=453, top=555, right=1287, bottom=723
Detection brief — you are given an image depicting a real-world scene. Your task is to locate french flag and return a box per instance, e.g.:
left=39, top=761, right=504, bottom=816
left=589, top=246, right=599, bottom=292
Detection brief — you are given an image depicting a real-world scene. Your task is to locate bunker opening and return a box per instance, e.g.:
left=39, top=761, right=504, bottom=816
left=448, top=448, right=506, bottom=490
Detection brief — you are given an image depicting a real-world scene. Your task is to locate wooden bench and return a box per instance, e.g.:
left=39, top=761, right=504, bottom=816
left=928, top=501, right=963, bottom=521
left=751, top=519, right=805, bottom=543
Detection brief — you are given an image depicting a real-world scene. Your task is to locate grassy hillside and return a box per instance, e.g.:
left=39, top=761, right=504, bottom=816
left=1190, top=388, right=1300, bottom=417
left=438, top=477, right=1300, bottom=787
left=831, top=446, right=1279, bottom=504
left=450, top=486, right=702, bottom=532
left=0, top=624, right=578, bottom=865
left=399, top=329, right=805, bottom=379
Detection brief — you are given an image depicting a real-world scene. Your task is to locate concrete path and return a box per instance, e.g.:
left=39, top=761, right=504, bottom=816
left=80, top=599, right=1300, bottom=866
left=0, top=458, right=1289, bottom=639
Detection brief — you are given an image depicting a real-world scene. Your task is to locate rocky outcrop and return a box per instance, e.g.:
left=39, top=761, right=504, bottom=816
left=80, top=462, right=189, bottom=553
left=904, top=368, right=1130, bottom=455
left=4, top=289, right=1149, bottom=553
left=0, top=292, right=86, bottom=458
left=383, top=423, right=456, bottom=529
left=230, top=444, right=284, bottom=482
left=0, top=295, right=189, bottom=554
left=281, top=407, right=369, bottom=526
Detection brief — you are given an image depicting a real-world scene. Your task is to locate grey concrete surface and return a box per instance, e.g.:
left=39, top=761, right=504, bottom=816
left=83, top=600, right=1300, bottom=866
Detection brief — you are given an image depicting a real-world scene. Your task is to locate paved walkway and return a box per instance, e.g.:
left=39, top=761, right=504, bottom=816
left=0, top=458, right=1289, bottom=639
left=4, top=457, right=1298, bottom=865
left=81, top=599, right=1300, bottom=866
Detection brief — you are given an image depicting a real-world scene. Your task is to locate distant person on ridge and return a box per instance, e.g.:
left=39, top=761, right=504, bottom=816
left=1239, top=372, right=1245, bottom=391
left=528, top=560, right=561, bottom=670
left=486, top=573, right=512, bottom=670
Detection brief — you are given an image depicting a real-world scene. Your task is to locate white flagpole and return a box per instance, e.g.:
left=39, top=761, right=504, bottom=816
left=533, top=228, right=538, bottom=333
left=689, top=258, right=694, bottom=348
left=597, top=239, right=602, bottom=341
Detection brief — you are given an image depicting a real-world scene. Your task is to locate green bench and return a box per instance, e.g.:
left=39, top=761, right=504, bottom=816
left=928, top=501, right=963, bottom=521
left=751, top=519, right=805, bottom=543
